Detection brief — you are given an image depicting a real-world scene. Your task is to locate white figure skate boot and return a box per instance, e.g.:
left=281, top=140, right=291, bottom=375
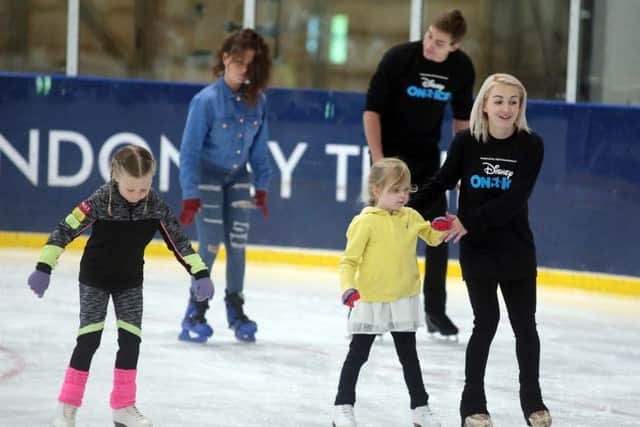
left=112, top=406, right=153, bottom=426
left=412, top=405, right=442, bottom=427
left=332, top=404, right=356, bottom=427
left=463, top=413, right=493, bottom=427
left=52, top=402, right=78, bottom=427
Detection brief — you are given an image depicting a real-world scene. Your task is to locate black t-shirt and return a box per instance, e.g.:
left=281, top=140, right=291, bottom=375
left=366, top=41, right=475, bottom=181
left=411, top=129, right=544, bottom=280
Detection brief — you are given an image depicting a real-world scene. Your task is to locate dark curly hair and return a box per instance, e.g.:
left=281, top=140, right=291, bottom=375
left=213, top=29, right=272, bottom=106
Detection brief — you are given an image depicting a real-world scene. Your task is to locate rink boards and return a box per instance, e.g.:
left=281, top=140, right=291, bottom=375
left=0, top=72, right=639, bottom=291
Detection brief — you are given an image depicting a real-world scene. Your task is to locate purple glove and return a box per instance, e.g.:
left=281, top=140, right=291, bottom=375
left=28, top=269, right=50, bottom=298
left=191, top=277, right=214, bottom=301
left=341, top=288, right=360, bottom=308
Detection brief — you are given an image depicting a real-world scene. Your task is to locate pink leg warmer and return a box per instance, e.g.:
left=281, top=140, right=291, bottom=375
left=58, top=367, right=89, bottom=407
left=110, top=368, right=137, bottom=409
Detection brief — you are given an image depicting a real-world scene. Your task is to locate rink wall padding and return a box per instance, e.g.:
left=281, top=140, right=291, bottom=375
left=1, top=72, right=639, bottom=294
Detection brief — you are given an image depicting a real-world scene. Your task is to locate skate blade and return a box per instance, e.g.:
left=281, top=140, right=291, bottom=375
left=427, top=331, right=459, bottom=343
left=178, top=329, right=210, bottom=343
left=234, top=330, right=257, bottom=342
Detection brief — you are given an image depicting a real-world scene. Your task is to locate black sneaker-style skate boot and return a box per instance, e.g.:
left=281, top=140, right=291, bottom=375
left=224, top=291, right=257, bottom=342
left=178, top=298, right=213, bottom=343
left=426, top=312, right=459, bottom=340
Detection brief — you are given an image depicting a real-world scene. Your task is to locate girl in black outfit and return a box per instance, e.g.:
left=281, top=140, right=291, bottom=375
left=412, top=73, right=551, bottom=427
left=27, top=145, right=214, bottom=427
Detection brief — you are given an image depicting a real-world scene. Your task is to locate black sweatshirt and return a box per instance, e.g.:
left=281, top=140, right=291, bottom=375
left=365, top=41, right=475, bottom=182
left=411, top=129, right=544, bottom=280
left=39, top=182, right=208, bottom=289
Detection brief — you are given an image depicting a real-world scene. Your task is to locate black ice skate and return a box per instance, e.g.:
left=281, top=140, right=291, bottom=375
left=225, top=291, right=257, bottom=342
left=426, top=313, right=459, bottom=342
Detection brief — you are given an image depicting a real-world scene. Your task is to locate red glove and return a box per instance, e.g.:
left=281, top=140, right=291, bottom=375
left=431, top=216, right=453, bottom=231
left=341, top=288, right=360, bottom=308
left=179, top=199, right=201, bottom=225
left=254, top=190, right=269, bottom=218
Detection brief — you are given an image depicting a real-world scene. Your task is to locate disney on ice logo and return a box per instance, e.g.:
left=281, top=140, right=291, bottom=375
left=482, top=162, right=514, bottom=178
left=470, top=162, right=514, bottom=190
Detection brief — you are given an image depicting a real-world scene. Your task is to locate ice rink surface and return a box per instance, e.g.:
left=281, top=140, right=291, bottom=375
left=1, top=247, right=638, bottom=427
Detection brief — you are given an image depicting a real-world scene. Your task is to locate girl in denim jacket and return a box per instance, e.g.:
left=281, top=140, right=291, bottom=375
left=178, top=29, right=272, bottom=343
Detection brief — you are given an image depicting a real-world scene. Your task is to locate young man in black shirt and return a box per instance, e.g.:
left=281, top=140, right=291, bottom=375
left=363, top=9, right=475, bottom=338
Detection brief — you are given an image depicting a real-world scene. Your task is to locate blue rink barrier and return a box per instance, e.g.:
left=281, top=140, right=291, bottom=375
left=0, top=72, right=639, bottom=281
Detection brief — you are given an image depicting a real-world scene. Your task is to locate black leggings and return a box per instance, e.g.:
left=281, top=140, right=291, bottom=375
left=69, top=284, right=143, bottom=371
left=335, top=332, right=428, bottom=409
left=460, top=277, right=547, bottom=421
left=420, top=193, right=449, bottom=315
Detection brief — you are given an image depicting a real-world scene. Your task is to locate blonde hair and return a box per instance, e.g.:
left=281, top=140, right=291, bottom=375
left=469, top=73, right=531, bottom=143
left=366, top=158, right=411, bottom=206
left=109, top=145, right=156, bottom=215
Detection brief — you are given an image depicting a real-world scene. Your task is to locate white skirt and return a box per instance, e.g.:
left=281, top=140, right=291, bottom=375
left=347, top=295, right=424, bottom=334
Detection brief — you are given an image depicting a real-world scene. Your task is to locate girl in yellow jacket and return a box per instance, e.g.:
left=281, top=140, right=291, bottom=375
left=332, top=158, right=452, bottom=427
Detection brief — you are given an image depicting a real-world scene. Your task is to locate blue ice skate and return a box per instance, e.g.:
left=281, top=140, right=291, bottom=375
left=225, top=292, right=258, bottom=343
left=178, top=300, right=213, bottom=343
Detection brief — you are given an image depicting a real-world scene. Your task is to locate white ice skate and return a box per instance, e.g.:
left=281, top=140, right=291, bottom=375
left=52, top=402, right=78, bottom=427
left=113, top=406, right=153, bottom=427
left=463, top=413, right=493, bottom=427
left=332, top=404, right=356, bottom=427
left=412, top=405, right=442, bottom=427
left=528, top=410, right=552, bottom=427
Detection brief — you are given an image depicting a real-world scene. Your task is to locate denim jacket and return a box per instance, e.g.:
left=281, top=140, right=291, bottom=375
left=179, top=78, right=272, bottom=199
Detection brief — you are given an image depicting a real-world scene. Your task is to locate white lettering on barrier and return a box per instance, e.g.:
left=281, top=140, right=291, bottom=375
left=0, top=131, right=448, bottom=204
left=98, top=133, right=151, bottom=182
left=48, top=130, right=93, bottom=187
left=268, top=141, right=307, bottom=199
left=325, top=144, right=360, bottom=202
left=0, top=130, right=39, bottom=185
left=159, top=135, right=179, bottom=192
left=360, top=148, right=371, bottom=203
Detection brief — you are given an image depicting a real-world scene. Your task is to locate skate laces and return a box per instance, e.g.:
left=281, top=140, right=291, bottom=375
left=127, top=406, right=145, bottom=420
left=337, top=404, right=355, bottom=419
left=414, top=405, right=435, bottom=418
left=62, top=404, right=77, bottom=418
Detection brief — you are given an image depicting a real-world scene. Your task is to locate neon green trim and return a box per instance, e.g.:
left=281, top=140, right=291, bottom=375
left=78, top=321, right=105, bottom=336
left=65, top=213, right=81, bottom=230
left=37, top=245, right=64, bottom=269
left=184, top=253, right=207, bottom=274
left=71, top=207, right=86, bottom=223
left=117, top=320, right=141, bottom=337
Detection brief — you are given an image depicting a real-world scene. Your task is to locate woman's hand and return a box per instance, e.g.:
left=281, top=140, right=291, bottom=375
left=444, top=212, right=468, bottom=243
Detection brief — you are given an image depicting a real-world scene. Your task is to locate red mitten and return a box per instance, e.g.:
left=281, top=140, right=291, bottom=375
left=341, top=288, right=360, bottom=308
left=179, top=199, right=201, bottom=225
left=254, top=190, right=269, bottom=218
left=431, top=216, right=453, bottom=231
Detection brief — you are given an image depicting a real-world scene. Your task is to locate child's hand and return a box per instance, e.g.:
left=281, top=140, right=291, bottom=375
left=341, top=288, right=360, bottom=308
left=191, top=277, right=214, bottom=301
left=431, top=216, right=453, bottom=231
left=253, top=190, right=269, bottom=218
left=28, top=269, right=50, bottom=298
left=180, top=199, right=202, bottom=225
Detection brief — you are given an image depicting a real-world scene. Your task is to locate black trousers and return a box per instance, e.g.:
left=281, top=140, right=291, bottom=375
left=460, top=277, right=547, bottom=422
left=335, top=332, right=428, bottom=409
left=421, top=193, right=449, bottom=315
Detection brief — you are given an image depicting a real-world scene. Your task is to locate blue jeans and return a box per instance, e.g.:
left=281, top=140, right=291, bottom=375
left=193, top=166, right=252, bottom=295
